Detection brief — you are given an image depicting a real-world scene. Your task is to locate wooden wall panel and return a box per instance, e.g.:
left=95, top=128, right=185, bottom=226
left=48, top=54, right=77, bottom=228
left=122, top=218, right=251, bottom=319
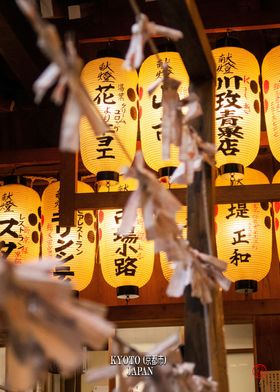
left=255, top=315, right=280, bottom=370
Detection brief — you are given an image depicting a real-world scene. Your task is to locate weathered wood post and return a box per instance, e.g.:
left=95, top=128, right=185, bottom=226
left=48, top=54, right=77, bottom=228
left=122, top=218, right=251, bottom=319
left=157, top=0, right=229, bottom=389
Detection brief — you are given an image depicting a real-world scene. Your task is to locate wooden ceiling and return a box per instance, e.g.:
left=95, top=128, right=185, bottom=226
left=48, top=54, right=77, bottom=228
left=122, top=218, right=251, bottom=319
left=0, top=0, right=279, bottom=173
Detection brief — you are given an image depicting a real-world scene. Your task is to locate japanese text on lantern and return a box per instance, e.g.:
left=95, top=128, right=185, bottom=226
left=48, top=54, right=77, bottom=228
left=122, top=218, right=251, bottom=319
left=94, top=61, right=126, bottom=160
left=0, top=188, right=40, bottom=263
left=226, top=202, right=252, bottom=267
left=0, top=193, right=28, bottom=263
left=48, top=206, right=92, bottom=283
left=113, top=209, right=144, bottom=277
left=271, top=81, right=280, bottom=138
left=216, top=52, right=246, bottom=157
left=151, top=58, right=174, bottom=142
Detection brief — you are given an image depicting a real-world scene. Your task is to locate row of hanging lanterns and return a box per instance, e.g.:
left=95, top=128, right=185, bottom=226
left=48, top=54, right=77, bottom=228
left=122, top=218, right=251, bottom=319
left=0, top=178, right=154, bottom=299
left=0, top=168, right=279, bottom=295
left=1, top=45, right=279, bottom=297
left=79, top=45, right=280, bottom=183
left=0, top=181, right=96, bottom=292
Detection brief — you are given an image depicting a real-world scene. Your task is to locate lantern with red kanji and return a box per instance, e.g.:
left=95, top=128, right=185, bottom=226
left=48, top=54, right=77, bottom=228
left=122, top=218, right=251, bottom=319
left=80, top=57, right=138, bottom=184
left=0, top=184, right=41, bottom=263
left=215, top=168, right=272, bottom=293
left=272, top=170, right=280, bottom=264
left=41, top=181, right=96, bottom=291
left=139, top=52, right=190, bottom=179
left=98, top=207, right=154, bottom=300
left=262, top=46, right=280, bottom=162
left=212, top=47, right=261, bottom=179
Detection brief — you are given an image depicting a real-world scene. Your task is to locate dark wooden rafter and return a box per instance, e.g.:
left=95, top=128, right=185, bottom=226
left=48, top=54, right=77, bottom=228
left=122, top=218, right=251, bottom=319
left=39, top=0, right=68, bottom=19
left=0, top=2, right=43, bottom=96
left=50, top=0, right=280, bottom=42
left=47, top=0, right=278, bottom=59
left=67, top=183, right=280, bottom=208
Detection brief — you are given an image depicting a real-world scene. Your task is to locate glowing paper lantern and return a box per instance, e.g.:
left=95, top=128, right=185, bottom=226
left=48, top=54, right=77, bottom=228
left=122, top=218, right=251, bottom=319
left=160, top=206, right=187, bottom=281
left=98, top=208, right=154, bottom=299
left=212, top=47, right=261, bottom=179
left=262, top=46, right=280, bottom=162
left=80, top=57, right=138, bottom=183
left=41, top=181, right=96, bottom=291
left=139, top=52, right=190, bottom=177
left=272, top=170, right=280, bottom=263
left=0, top=184, right=41, bottom=263
left=98, top=175, right=137, bottom=193
left=215, top=168, right=272, bottom=293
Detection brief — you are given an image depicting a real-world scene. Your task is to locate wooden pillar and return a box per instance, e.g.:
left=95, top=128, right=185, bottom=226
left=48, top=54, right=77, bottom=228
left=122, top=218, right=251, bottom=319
left=60, top=374, right=81, bottom=392
left=157, top=0, right=228, bottom=389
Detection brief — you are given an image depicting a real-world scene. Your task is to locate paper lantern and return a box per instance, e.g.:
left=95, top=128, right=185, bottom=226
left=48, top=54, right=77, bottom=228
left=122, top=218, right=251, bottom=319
left=139, top=52, right=190, bottom=178
left=272, top=170, right=280, bottom=263
left=41, top=181, right=96, bottom=291
left=160, top=206, right=187, bottom=281
left=215, top=168, right=272, bottom=293
left=0, top=184, right=41, bottom=263
left=80, top=57, right=138, bottom=183
left=212, top=47, right=261, bottom=179
left=262, top=46, right=280, bottom=162
left=98, top=208, right=154, bottom=299
left=97, top=175, right=137, bottom=193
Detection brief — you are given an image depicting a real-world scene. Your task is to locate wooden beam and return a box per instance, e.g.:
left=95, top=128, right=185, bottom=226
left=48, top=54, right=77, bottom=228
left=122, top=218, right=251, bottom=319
left=62, top=0, right=280, bottom=45
left=64, top=184, right=280, bottom=212
left=223, top=299, right=280, bottom=323
left=108, top=304, right=184, bottom=328
left=68, top=3, right=97, bottom=20
left=106, top=299, right=280, bottom=327
left=216, top=184, right=280, bottom=204
left=40, top=0, right=67, bottom=19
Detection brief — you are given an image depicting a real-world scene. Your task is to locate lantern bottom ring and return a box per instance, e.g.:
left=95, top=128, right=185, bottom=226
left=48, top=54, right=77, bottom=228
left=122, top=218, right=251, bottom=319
left=235, top=280, right=257, bottom=294
left=96, top=171, right=119, bottom=185
left=218, top=164, right=244, bottom=180
left=158, top=166, right=177, bottom=181
left=117, top=285, right=139, bottom=299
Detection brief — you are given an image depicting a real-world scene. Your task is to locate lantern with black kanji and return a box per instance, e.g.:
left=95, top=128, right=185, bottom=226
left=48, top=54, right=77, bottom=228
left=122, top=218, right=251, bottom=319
left=139, top=52, right=190, bottom=179
left=160, top=206, right=187, bottom=281
left=215, top=168, right=272, bottom=293
left=98, top=208, right=154, bottom=300
left=41, top=181, right=96, bottom=291
left=262, top=46, right=280, bottom=162
left=212, top=47, right=261, bottom=179
left=80, top=57, right=138, bottom=184
left=0, top=184, right=41, bottom=263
